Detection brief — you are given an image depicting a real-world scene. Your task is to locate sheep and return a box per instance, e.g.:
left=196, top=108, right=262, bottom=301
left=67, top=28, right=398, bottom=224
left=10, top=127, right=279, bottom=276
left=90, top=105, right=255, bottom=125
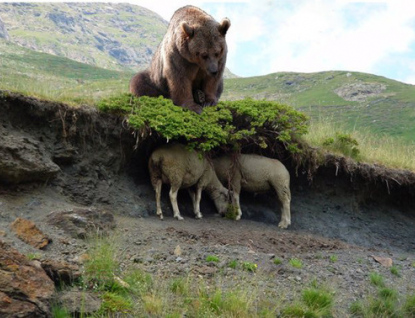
left=213, top=154, right=291, bottom=228
left=148, top=143, right=230, bottom=220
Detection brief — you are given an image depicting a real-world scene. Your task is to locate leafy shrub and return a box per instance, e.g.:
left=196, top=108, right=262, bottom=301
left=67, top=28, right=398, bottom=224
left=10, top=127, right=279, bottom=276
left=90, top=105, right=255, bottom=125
left=97, top=94, right=308, bottom=153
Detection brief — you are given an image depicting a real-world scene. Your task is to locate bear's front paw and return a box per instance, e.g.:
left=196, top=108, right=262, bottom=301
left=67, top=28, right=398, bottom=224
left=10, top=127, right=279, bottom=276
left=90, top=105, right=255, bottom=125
left=186, top=103, right=203, bottom=114
left=203, top=95, right=218, bottom=107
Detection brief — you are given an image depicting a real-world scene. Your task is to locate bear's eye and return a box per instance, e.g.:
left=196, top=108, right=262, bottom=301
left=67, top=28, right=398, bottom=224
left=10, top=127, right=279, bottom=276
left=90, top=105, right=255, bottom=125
left=201, top=53, right=208, bottom=60
left=215, top=52, right=219, bottom=57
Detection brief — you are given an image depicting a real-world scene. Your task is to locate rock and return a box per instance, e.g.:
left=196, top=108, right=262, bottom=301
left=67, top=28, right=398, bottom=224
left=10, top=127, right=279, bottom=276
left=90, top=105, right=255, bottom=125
left=57, top=289, right=101, bottom=316
left=0, top=134, right=60, bottom=184
left=174, top=244, right=182, bottom=256
left=0, top=241, right=55, bottom=317
left=10, top=217, right=51, bottom=249
left=371, top=255, right=393, bottom=267
left=334, top=82, right=386, bottom=102
left=0, top=16, right=9, bottom=40
left=47, top=208, right=116, bottom=239
left=41, top=259, right=81, bottom=285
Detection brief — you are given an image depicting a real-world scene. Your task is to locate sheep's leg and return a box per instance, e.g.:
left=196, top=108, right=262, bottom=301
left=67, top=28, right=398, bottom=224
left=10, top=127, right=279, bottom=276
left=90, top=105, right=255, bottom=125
left=233, top=192, right=242, bottom=220
left=169, top=186, right=184, bottom=220
left=275, top=185, right=291, bottom=229
left=194, top=187, right=203, bottom=219
left=188, top=188, right=203, bottom=219
left=154, top=179, right=163, bottom=220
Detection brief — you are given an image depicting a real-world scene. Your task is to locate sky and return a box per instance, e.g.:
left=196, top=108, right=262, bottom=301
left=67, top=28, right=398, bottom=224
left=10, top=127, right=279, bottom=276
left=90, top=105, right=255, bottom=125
left=132, top=0, right=415, bottom=85
left=8, top=0, right=415, bottom=84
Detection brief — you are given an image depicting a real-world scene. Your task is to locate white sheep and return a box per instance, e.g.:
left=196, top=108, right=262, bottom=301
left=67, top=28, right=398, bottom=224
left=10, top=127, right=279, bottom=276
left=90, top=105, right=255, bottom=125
left=213, top=154, right=291, bottom=228
left=148, top=143, right=230, bottom=220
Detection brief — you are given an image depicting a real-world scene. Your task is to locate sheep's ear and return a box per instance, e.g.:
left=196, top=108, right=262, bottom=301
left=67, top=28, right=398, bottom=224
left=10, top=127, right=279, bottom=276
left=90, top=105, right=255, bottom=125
left=181, top=21, right=194, bottom=38
left=218, top=18, right=230, bottom=36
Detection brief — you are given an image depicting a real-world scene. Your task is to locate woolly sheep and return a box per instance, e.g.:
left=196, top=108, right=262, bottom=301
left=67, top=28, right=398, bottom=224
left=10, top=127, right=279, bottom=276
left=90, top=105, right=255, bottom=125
left=148, top=143, right=230, bottom=220
left=213, top=154, right=291, bottom=228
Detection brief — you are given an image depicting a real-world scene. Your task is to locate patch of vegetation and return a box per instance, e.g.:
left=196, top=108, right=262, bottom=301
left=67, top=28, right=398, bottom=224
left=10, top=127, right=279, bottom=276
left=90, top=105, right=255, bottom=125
left=322, top=132, right=360, bottom=160
left=303, top=115, right=415, bottom=171
left=350, top=273, right=412, bottom=317
left=242, top=261, right=258, bottom=272
left=228, top=260, right=238, bottom=269
left=51, top=304, right=70, bottom=318
left=390, top=265, right=400, bottom=277
left=206, top=255, right=220, bottom=263
left=403, top=294, right=415, bottom=317
left=329, top=255, right=338, bottom=263
left=225, top=204, right=239, bottom=220
left=274, top=258, right=283, bottom=265
left=97, top=94, right=309, bottom=153
left=369, top=272, right=385, bottom=288
left=26, top=252, right=42, bottom=261
left=281, top=282, right=334, bottom=317
left=82, top=236, right=122, bottom=291
left=100, top=291, right=133, bottom=314
left=289, top=258, right=303, bottom=269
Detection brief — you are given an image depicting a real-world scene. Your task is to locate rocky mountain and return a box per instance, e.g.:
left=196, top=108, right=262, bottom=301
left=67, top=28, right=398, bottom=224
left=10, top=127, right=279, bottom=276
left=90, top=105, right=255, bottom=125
left=0, top=16, right=9, bottom=40
left=0, top=2, right=167, bottom=72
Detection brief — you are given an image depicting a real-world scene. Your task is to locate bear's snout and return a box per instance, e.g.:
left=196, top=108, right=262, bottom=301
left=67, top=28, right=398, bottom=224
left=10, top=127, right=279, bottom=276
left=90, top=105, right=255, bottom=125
left=208, top=63, right=218, bottom=75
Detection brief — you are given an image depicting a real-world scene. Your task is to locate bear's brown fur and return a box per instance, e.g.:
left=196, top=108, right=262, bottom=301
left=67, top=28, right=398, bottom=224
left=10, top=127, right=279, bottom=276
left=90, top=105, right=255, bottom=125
left=130, top=5, right=230, bottom=114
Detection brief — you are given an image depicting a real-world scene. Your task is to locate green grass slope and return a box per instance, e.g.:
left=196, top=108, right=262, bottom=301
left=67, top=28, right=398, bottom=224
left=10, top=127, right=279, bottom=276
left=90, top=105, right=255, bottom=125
left=0, top=3, right=167, bottom=72
left=1, top=37, right=414, bottom=148
left=0, top=39, right=132, bottom=103
left=223, top=71, right=415, bottom=143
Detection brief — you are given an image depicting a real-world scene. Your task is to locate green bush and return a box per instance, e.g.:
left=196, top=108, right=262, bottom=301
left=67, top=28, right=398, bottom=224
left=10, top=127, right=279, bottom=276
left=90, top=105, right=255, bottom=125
left=97, top=94, right=308, bottom=153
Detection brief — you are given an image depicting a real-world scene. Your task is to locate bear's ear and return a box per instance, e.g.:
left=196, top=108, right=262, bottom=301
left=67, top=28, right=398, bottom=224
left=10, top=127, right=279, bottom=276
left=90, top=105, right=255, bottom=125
left=181, top=21, right=194, bottom=38
left=218, top=18, right=231, bottom=36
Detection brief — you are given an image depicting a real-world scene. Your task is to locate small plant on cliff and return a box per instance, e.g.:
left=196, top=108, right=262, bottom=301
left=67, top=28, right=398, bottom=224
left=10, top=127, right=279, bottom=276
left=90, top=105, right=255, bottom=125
left=206, top=255, right=220, bottom=263
left=97, top=94, right=308, bottom=154
left=322, top=132, right=360, bottom=159
left=289, top=258, right=303, bottom=269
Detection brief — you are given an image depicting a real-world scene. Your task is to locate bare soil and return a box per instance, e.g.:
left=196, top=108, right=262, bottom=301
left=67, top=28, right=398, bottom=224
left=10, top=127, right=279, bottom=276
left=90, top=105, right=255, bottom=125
left=1, top=91, right=414, bottom=316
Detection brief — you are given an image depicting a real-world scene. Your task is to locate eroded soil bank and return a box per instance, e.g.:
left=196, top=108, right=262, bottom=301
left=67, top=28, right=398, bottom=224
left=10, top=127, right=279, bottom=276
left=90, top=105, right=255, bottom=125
left=0, top=91, right=414, bottom=316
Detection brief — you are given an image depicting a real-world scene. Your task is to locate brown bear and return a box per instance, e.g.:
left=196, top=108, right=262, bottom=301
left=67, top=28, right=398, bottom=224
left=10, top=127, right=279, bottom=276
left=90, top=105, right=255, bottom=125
left=129, top=5, right=230, bottom=114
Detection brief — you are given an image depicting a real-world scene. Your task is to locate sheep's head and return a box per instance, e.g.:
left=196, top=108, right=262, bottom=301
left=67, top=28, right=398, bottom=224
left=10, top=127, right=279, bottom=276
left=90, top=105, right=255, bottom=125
left=213, top=187, right=231, bottom=215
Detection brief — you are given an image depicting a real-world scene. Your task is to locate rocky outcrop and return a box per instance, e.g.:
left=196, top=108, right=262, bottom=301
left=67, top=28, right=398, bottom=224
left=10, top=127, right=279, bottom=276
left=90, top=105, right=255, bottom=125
left=0, top=16, right=9, bottom=40
left=0, top=134, right=60, bottom=184
left=0, top=241, right=55, bottom=317
left=10, top=218, right=51, bottom=249
left=47, top=208, right=116, bottom=239
left=334, top=82, right=387, bottom=102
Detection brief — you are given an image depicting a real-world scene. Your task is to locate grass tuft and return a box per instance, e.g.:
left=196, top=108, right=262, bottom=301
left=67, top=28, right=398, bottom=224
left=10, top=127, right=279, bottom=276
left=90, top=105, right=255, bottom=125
left=369, top=272, right=385, bottom=287
left=289, top=258, right=303, bottom=269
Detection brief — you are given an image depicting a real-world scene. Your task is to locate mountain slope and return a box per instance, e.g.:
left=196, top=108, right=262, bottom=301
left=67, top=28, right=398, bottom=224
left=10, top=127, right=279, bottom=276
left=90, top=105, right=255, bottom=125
left=0, top=2, right=167, bottom=71
left=0, top=39, right=132, bottom=102
left=222, top=71, right=415, bottom=142
left=1, top=39, right=414, bottom=142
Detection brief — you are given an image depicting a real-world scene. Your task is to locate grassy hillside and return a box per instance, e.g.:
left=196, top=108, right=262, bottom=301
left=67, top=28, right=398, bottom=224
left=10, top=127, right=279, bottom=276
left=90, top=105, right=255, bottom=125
left=223, top=71, right=415, bottom=143
left=0, top=3, right=237, bottom=78
left=0, top=39, right=132, bottom=103
left=1, top=37, right=414, bottom=171
left=0, top=3, right=167, bottom=72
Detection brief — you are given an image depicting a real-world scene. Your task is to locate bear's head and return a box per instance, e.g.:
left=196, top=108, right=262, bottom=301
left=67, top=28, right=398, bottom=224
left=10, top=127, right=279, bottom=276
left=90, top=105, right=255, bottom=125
left=180, top=18, right=231, bottom=76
